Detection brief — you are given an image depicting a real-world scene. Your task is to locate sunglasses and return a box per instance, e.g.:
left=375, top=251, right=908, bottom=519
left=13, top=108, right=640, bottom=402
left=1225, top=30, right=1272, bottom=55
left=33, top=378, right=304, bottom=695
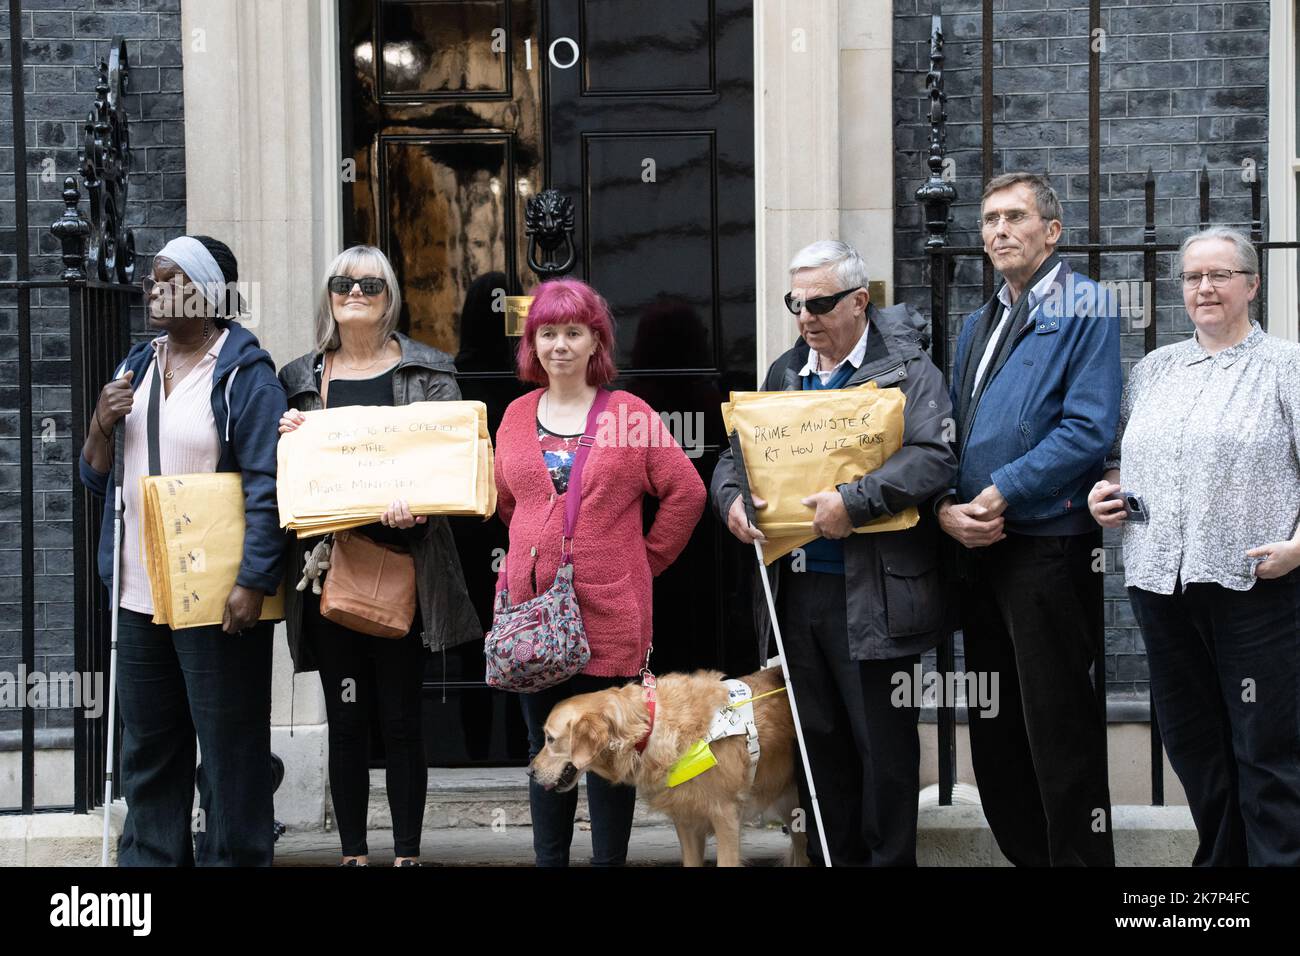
left=783, top=287, right=860, bottom=316
left=328, top=275, right=387, bottom=296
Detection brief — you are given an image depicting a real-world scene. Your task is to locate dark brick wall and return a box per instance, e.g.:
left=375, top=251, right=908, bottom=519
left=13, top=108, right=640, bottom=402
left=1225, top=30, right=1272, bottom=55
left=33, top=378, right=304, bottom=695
left=0, top=0, right=183, bottom=746
left=893, top=0, right=1271, bottom=698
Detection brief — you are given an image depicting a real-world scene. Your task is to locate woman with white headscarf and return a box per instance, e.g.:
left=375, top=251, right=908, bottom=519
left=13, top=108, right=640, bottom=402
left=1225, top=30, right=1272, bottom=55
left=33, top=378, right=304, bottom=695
left=77, top=234, right=288, bottom=866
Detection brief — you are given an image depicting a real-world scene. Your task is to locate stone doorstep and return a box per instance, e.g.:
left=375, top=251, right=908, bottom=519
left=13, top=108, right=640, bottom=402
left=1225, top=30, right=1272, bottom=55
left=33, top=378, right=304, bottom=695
left=0, top=801, right=127, bottom=867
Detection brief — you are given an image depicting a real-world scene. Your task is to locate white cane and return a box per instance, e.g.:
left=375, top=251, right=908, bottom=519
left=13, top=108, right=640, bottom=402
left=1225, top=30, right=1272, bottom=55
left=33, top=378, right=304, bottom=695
left=727, top=429, right=834, bottom=866
left=101, top=406, right=126, bottom=866
left=752, top=540, right=834, bottom=867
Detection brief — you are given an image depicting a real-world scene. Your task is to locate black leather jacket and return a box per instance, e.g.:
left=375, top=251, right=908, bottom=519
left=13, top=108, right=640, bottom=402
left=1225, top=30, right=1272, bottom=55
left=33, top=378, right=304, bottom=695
left=277, top=333, right=482, bottom=672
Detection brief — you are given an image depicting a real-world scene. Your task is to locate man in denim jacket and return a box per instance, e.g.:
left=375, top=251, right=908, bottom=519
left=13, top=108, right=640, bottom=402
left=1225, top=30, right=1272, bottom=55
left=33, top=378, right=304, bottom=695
left=938, top=172, right=1121, bottom=866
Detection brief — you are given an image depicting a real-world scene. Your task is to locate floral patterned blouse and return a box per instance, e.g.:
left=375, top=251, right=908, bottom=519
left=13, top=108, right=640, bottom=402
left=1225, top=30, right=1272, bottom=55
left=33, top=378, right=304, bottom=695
left=537, top=419, right=580, bottom=494
left=1106, top=322, right=1300, bottom=594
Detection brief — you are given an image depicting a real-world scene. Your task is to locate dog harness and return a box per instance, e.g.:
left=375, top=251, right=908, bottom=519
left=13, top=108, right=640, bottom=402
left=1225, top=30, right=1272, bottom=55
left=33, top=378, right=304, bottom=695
left=706, top=680, right=761, bottom=787
left=665, top=680, right=787, bottom=789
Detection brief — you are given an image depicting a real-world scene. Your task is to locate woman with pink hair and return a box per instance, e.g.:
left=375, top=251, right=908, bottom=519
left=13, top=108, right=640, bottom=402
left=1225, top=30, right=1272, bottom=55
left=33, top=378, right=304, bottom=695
left=494, top=278, right=705, bottom=866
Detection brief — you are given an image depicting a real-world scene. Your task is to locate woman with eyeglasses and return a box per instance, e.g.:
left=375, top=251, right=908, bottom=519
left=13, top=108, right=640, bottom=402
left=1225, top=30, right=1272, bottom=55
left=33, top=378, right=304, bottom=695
left=77, top=234, right=288, bottom=865
left=276, top=245, right=480, bottom=866
left=1088, top=226, right=1300, bottom=866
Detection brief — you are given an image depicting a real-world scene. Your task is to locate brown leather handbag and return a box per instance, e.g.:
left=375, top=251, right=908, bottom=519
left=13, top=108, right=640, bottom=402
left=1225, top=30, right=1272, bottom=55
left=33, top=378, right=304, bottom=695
left=320, top=529, right=416, bottom=639
left=315, top=351, right=418, bottom=639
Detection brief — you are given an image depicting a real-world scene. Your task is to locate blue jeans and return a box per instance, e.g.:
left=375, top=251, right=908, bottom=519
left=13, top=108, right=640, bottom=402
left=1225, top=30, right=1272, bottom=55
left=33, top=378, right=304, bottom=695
left=519, top=674, right=639, bottom=866
left=114, top=608, right=275, bottom=866
left=1129, top=571, right=1300, bottom=866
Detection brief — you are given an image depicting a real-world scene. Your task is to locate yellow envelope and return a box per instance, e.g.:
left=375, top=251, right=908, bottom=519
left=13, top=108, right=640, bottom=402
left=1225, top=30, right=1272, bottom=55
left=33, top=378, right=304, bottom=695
left=276, top=401, right=496, bottom=535
left=139, top=473, right=285, bottom=629
left=722, top=382, right=919, bottom=564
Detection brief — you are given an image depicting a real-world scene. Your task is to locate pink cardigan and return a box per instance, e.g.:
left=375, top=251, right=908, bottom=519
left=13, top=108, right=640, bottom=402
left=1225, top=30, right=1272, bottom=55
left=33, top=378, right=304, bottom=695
left=494, top=388, right=705, bottom=676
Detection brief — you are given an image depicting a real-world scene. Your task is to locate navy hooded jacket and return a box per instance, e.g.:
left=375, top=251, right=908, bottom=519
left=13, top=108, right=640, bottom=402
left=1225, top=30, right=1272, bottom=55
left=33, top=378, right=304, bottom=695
left=77, top=320, right=288, bottom=596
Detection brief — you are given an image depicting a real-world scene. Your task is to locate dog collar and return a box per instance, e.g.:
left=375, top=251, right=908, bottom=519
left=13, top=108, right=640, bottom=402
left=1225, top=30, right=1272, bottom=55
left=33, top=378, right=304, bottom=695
left=634, top=672, right=656, bottom=754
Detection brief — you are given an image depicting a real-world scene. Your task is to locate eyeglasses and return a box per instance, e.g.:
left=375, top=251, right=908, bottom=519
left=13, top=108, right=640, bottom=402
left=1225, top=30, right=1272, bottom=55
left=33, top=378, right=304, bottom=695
left=141, top=275, right=185, bottom=296
left=783, top=287, right=861, bottom=316
left=328, top=275, right=387, bottom=296
left=1179, top=269, right=1254, bottom=289
left=979, top=211, right=1040, bottom=230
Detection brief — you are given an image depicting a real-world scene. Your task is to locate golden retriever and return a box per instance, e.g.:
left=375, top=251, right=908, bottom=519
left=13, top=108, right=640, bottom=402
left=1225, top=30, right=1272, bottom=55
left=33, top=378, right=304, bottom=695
left=528, top=667, right=806, bottom=867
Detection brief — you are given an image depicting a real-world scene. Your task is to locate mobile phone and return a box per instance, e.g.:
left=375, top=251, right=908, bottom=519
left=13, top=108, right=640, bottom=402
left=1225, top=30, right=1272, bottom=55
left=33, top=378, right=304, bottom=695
left=1106, top=491, right=1148, bottom=523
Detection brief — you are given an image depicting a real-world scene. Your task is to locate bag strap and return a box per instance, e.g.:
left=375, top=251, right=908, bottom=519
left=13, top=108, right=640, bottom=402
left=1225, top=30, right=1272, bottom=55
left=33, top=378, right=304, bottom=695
left=147, top=354, right=163, bottom=476
left=498, top=388, right=611, bottom=590
left=320, top=351, right=333, bottom=409
left=561, top=388, right=611, bottom=552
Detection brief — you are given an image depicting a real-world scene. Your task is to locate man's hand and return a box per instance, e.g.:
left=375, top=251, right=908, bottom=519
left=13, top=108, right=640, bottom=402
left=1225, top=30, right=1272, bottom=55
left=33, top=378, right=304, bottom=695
left=222, top=584, right=265, bottom=635
left=970, top=483, right=1008, bottom=518
left=726, top=493, right=766, bottom=544
left=937, top=496, right=1006, bottom=549
left=801, top=491, right=853, bottom=540
left=1247, top=540, right=1300, bottom=580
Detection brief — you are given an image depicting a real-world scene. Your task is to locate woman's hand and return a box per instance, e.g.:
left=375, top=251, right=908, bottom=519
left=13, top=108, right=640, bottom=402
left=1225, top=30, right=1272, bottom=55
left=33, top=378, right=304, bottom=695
left=380, top=498, right=427, bottom=530
left=278, top=409, right=307, bottom=434
left=1247, top=540, right=1300, bottom=580
left=94, top=369, right=135, bottom=431
left=1088, top=480, right=1128, bottom=529
left=222, top=584, right=265, bottom=634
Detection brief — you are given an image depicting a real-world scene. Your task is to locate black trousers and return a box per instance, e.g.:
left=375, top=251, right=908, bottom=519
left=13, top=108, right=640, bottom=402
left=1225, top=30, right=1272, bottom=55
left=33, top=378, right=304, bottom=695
left=519, top=673, right=640, bottom=867
left=305, top=595, right=427, bottom=858
left=781, top=570, right=922, bottom=867
left=114, top=608, right=274, bottom=867
left=960, top=530, right=1115, bottom=866
left=1129, top=572, right=1300, bottom=866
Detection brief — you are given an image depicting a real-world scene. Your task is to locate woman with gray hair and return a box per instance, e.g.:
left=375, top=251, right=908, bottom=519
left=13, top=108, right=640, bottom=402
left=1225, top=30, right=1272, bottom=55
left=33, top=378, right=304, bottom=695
left=1087, top=226, right=1300, bottom=865
left=276, top=245, right=480, bottom=866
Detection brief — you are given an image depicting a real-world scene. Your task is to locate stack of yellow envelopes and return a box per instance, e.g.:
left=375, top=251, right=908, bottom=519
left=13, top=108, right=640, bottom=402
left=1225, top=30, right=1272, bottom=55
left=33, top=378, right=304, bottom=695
left=721, top=381, right=919, bottom=565
left=276, top=400, right=496, bottom=536
left=140, top=472, right=285, bottom=628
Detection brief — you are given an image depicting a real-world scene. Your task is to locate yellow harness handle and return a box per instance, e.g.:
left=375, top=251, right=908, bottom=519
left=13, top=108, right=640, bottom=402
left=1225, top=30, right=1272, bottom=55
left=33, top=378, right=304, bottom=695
left=724, top=686, right=788, bottom=710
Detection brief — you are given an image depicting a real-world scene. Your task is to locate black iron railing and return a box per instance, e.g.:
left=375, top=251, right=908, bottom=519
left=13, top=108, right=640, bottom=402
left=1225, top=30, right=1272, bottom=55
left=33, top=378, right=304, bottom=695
left=0, top=26, right=138, bottom=815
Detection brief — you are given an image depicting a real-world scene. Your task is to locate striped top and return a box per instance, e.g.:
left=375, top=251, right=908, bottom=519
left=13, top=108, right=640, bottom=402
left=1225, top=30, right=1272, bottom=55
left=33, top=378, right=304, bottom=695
left=118, top=329, right=228, bottom=615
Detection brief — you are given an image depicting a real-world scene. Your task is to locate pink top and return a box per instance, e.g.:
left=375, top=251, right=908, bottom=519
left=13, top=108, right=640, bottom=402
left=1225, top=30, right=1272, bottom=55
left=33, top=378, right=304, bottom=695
left=118, top=329, right=228, bottom=615
left=494, top=388, right=705, bottom=677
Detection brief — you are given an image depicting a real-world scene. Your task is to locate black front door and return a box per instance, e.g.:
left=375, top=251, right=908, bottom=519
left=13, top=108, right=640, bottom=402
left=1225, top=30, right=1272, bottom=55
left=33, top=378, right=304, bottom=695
left=340, top=0, right=756, bottom=766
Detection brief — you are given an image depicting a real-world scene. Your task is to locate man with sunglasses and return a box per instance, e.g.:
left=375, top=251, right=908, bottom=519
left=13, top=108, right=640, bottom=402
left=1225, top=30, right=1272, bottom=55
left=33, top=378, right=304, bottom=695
left=939, top=172, right=1121, bottom=866
left=711, top=239, right=957, bottom=866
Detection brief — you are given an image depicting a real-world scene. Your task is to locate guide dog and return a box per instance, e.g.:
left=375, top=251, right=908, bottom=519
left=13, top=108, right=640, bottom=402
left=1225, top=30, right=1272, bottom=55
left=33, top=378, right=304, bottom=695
left=528, top=666, right=806, bottom=866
